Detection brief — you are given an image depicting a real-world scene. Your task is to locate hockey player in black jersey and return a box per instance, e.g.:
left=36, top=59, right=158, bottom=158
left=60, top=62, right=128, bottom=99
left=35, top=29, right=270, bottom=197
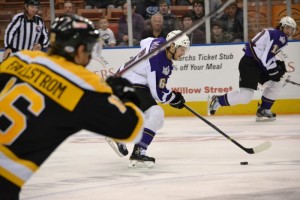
left=0, top=15, right=144, bottom=200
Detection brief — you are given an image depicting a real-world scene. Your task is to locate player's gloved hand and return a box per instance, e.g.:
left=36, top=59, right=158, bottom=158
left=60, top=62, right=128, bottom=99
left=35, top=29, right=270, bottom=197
left=169, top=91, right=185, bottom=109
left=268, top=66, right=282, bottom=82
left=106, top=76, right=140, bottom=106
left=276, top=60, right=287, bottom=76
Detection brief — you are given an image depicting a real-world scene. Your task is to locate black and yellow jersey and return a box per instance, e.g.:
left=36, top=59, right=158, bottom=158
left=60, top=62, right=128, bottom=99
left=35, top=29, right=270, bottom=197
left=0, top=50, right=144, bottom=187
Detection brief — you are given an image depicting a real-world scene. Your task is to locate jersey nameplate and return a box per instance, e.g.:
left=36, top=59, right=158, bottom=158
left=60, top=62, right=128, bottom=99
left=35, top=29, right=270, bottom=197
left=1, top=59, right=83, bottom=111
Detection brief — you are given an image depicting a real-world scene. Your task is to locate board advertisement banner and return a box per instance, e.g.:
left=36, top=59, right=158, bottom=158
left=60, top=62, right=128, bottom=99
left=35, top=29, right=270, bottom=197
left=86, top=42, right=300, bottom=102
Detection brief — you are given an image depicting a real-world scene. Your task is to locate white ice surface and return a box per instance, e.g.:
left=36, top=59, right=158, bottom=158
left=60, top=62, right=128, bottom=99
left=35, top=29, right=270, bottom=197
left=21, top=115, right=300, bottom=200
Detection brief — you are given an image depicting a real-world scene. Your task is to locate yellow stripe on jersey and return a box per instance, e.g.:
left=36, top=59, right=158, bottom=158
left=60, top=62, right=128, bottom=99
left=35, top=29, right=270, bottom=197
left=38, top=52, right=113, bottom=94
left=1, top=57, right=84, bottom=111
left=0, top=145, right=38, bottom=187
left=60, top=61, right=112, bottom=93
left=23, top=51, right=113, bottom=93
left=0, top=77, right=17, bottom=99
left=0, top=166, right=24, bottom=187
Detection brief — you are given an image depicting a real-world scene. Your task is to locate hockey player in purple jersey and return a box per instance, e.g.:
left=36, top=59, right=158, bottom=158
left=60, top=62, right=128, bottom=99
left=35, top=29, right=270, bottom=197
left=209, top=16, right=297, bottom=121
left=112, top=30, right=190, bottom=167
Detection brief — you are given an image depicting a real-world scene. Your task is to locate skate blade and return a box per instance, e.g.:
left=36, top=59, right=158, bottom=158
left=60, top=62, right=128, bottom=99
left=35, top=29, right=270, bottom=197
left=207, top=95, right=212, bottom=116
left=128, top=160, right=155, bottom=168
left=256, top=116, right=276, bottom=122
left=105, top=137, right=125, bottom=157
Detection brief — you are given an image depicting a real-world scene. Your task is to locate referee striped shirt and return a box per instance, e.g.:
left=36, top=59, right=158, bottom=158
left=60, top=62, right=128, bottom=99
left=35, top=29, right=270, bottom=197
left=4, top=12, right=49, bottom=52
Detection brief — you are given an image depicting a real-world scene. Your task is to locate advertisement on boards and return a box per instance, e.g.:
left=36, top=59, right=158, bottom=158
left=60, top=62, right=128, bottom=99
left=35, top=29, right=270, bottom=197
left=86, top=42, right=300, bottom=102
left=0, top=42, right=298, bottom=103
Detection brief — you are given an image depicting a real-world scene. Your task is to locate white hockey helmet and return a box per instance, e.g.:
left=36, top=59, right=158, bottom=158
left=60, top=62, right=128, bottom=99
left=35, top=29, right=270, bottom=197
left=166, top=30, right=190, bottom=49
left=279, top=16, right=297, bottom=35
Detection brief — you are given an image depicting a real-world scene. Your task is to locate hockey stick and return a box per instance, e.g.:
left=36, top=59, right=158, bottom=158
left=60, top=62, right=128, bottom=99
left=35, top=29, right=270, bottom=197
left=114, top=0, right=235, bottom=77
left=105, top=0, right=235, bottom=157
left=184, top=104, right=271, bottom=154
left=285, top=78, right=300, bottom=87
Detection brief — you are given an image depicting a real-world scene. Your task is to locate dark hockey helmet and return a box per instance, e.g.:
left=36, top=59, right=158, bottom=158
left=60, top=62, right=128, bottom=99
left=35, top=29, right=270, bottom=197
left=24, top=0, right=40, bottom=6
left=50, top=14, right=100, bottom=61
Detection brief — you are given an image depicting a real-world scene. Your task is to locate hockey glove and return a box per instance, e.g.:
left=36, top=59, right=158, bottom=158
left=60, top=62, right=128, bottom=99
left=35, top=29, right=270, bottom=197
left=276, top=60, right=287, bottom=76
left=169, top=91, right=185, bottom=109
left=267, top=66, right=282, bottom=82
left=106, top=76, right=140, bottom=106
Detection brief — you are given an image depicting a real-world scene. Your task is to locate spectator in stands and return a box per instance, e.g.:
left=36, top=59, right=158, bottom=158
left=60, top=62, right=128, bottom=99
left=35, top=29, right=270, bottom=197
left=209, top=0, right=223, bottom=19
left=219, top=0, right=243, bottom=42
left=182, top=11, right=205, bottom=44
left=135, top=0, right=159, bottom=20
left=190, top=0, right=206, bottom=32
left=99, top=16, right=116, bottom=47
left=142, top=13, right=167, bottom=39
left=159, top=0, right=181, bottom=33
left=178, top=0, right=194, bottom=6
left=64, top=1, right=75, bottom=14
left=118, top=1, right=145, bottom=46
left=85, top=0, right=95, bottom=9
left=210, top=20, right=233, bottom=43
left=114, top=0, right=124, bottom=9
left=2, top=0, right=49, bottom=61
left=85, top=0, right=116, bottom=9
left=210, top=0, right=222, bottom=12
left=180, top=0, right=222, bottom=13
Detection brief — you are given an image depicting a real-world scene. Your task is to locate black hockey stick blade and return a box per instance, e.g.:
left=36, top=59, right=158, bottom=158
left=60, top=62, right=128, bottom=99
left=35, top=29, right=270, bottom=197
left=184, top=104, right=271, bottom=154
left=286, top=79, right=300, bottom=87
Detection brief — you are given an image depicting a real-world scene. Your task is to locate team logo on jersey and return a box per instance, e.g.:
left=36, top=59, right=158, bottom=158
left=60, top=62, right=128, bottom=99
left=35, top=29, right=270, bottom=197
left=102, top=33, right=111, bottom=46
left=162, top=66, right=170, bottom=75
left=279, top=36, right=286, bottom=44
left=146, top=6, right=159, bottom=15
left=36, top=25, right=41, bottom=33
left=150, top=41, right=160, bottom=52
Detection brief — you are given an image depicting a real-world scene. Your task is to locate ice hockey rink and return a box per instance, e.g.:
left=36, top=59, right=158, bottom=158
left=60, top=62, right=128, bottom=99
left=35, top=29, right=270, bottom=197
left=21, top=114, right=300, bottom=200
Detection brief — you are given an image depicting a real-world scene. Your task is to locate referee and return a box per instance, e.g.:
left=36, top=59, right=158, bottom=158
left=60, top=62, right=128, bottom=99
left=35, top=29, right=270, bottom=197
left=3, top=0, right=49, bottom=61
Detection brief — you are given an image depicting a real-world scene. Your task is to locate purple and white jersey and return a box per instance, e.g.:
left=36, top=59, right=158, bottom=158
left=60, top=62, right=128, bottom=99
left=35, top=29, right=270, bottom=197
left=119, top=37, right=175, bottom=103
left=244, top=28, right=288, bottom=71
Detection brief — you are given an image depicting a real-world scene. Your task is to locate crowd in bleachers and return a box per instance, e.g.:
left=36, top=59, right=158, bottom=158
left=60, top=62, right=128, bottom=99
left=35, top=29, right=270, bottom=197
left=0, top=0, right=299, bottom=49
left=85, top=0, right=246, bottom=47
left=0, top=0, right=235, bottom=49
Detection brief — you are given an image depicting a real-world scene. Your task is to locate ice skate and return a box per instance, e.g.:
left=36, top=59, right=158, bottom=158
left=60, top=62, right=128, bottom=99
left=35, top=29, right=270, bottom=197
left=105, top=137, right=128, bottom=157
left=256, top=107, right=276, bottom=122
left=128, top=145, right=155, bottom=168
left=117, top=142, right=129, bottom=156
left=208, top=95, right=221, bottom=115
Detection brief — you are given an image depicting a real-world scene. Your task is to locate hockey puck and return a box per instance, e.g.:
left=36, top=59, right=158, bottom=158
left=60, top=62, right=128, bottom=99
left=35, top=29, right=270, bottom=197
left=240, top=162, right=248, bottom=165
